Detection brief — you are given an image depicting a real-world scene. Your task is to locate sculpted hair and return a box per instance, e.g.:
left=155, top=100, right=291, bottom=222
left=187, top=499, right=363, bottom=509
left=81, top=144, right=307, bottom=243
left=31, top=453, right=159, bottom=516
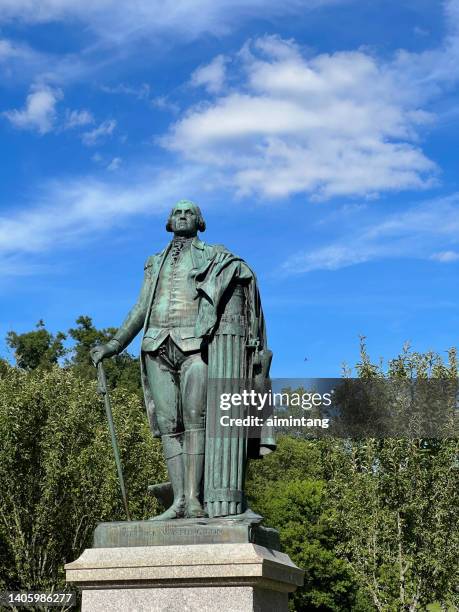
left=166, top=200, right=206, bottom=232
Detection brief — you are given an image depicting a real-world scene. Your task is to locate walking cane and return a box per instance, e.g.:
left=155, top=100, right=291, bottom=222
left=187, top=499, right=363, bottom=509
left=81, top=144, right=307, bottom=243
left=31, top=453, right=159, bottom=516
left=96, top=359, right=132, bottom=521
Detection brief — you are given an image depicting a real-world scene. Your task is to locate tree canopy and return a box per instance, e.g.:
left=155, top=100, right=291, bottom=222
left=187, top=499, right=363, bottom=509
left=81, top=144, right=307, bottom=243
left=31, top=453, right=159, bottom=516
left=6, top=320, right=66, bottom=371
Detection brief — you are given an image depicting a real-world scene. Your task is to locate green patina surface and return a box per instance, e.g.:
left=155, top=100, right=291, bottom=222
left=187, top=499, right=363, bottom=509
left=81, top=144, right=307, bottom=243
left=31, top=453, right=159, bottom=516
left=90, top=200, right=275, bottom=525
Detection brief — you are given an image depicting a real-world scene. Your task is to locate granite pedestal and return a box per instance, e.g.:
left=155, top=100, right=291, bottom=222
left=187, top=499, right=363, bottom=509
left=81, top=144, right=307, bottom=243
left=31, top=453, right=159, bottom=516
left=65, top=518, right=304, bottom=612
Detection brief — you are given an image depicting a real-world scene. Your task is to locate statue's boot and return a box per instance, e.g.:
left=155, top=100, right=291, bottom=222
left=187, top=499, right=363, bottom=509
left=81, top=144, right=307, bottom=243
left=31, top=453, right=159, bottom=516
left=150, top=434, right=185, bottom=520
left=184, top=428, right=206, bottom=518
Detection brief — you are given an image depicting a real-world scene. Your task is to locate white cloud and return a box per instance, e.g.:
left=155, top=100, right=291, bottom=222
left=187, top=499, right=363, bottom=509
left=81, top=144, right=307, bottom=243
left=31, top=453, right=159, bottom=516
left=81, top=119, right=116, bottom=146
left=2, top=0, right=459, bottom=280
left=162, top=25, right=459, bottom=200
left=0, top=2, right=351, bottom=91
left=2, top=87, right=97, bottom=136
left=191, top=55, right=227, bottom=94
left=107, top=157, right=121, bottom=171
left=151, top=96, right=180, bottom=114
left=283, top=244, right=371, bottom=272
left=162, top=2, right=459, bottom=200
left=430, top=250, right=459, bottom=262
left=64, top=108, right=94, bottom=129
left=100, top=82, right=151, bottom=100
left=3, top=84, right=62, bottom=134
left=0, top=37, right=52, bottom=84
left=281, top=195, right=459, bottom=273
left=0, top=35, right=103, bottom=88
left=0, top=164, right=207, bottom=272
left=0, top=37, right=41, bottom=64
left=0, top=1, right=347, bottom=42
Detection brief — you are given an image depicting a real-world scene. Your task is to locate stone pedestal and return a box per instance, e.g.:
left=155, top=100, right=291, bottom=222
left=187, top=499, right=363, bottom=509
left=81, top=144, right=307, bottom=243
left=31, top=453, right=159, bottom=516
left=65, top=543, right=304, bottom=612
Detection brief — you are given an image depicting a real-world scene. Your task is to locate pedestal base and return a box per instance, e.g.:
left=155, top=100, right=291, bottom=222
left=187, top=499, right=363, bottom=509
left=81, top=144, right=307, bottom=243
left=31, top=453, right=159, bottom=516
left=82, top=586, right=287, bottom=612
left=93, top=514, right=280, bottom=550
left=65, top=543, right=304, bottom=612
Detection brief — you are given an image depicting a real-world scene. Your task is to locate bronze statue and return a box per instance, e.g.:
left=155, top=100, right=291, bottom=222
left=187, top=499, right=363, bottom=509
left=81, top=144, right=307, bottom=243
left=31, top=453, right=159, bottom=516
left=91, top=200, right=275, bottom=521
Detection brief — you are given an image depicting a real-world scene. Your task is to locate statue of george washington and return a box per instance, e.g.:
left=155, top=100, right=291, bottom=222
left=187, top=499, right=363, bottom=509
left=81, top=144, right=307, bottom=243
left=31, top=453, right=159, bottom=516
left=90, top=199, right=275, bottom=521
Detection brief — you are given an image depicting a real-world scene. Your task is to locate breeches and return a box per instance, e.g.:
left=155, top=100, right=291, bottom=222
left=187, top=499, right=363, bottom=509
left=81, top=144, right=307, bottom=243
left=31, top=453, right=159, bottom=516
left=144, top=337, right=207, bottom=436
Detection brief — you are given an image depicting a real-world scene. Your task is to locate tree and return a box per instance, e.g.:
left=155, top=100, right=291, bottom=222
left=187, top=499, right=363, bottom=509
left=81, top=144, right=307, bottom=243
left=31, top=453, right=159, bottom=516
left=67, top=315, right=142, bottom=396
left=328, top=437, right=459, bottom=611
left=67, top=315, right=115, bottom=372
left=0, top=357, right=9, bottom=376
left=0, top=366, right=166, bottom=594
left=5, top=316, right=142, bottom=396
left=247, top=341, right=459, bottom=611
left=327, top=342, right=459, bottom=610
left=6, top=320, right=66, bottom=371
left=246, top=437, right=366, bottom=611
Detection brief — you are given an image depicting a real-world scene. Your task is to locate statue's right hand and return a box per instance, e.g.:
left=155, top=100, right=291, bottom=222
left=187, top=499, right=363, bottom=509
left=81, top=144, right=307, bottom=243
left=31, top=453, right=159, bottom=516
left=90, top=343, right=117, bottom=366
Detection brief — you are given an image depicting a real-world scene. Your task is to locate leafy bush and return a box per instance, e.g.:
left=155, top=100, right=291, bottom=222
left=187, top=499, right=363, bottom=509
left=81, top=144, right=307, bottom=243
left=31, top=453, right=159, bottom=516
left=0, top=365, right=166, bottom=592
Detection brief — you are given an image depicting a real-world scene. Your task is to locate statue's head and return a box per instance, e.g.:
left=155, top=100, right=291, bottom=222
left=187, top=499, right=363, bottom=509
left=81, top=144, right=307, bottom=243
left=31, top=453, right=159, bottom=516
left=166, top=199, right=206, bottom=237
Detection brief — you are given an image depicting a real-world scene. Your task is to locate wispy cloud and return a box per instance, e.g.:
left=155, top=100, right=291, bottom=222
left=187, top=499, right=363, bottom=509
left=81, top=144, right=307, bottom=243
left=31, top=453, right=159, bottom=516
left=0, top=37, right=48, bottom=81
left=2, top=0, right=459, bottom=281
left=81, top=119, right=116, bottom=146
left=3, top=84, right=62, bottom=134
left=430, top=250, right=459, bottom=262
left=2, top=86, right=103, bottom=138
left=0, top=1, right=349, bottom=42
left=100, top=82, right=151, bottom=100
left=107, top=157, right=122, bottom=171
left=0, top=164, right=207, bottom=274
left=0, top=37, right=34, bottom=61
left=191, top=55, right=228, bottom=94
left=0, top=1, right=352, bottom=95
left=0, top=34, right=110, bottom=88
left=64, top=108, right=94, bottom=129
left=151, top=95, right=180, bottom=114
left=281, top=195, right=459, bottom=273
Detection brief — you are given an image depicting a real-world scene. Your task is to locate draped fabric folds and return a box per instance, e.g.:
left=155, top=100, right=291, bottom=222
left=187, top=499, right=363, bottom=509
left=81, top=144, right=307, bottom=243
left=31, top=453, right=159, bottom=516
left=203, top=265, right=274, bottom=517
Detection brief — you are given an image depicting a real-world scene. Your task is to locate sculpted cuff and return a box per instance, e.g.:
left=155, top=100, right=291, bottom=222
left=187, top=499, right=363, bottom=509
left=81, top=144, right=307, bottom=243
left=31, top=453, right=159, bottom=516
left=107, top=338, right=122, bottom=354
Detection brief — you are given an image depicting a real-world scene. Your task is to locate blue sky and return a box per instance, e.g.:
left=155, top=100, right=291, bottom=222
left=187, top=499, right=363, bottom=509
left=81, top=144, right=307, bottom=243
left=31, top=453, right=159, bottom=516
left=0, top=0, right=458, bottom=376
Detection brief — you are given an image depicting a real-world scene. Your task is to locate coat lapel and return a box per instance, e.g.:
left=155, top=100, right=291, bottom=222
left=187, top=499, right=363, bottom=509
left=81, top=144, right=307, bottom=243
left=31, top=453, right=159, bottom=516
left=191, top=236, right=207, bottom=270
left=143, top=244, right=171, bottom=332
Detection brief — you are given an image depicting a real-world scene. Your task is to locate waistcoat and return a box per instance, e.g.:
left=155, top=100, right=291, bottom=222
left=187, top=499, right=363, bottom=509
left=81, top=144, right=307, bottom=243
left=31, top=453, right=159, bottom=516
left=148, top=239, right=199, bottom=329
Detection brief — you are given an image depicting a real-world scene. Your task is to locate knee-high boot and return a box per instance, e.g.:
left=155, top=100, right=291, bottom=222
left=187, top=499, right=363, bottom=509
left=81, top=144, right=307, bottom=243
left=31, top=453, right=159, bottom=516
left=183, top=428, right=205, bottom=518
left=150, top=433, right=185, bottom=520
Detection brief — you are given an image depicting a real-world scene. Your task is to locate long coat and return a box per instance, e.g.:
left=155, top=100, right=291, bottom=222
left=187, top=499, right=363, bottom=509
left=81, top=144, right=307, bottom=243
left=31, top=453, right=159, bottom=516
left=112, top=236, right=275, bottom=452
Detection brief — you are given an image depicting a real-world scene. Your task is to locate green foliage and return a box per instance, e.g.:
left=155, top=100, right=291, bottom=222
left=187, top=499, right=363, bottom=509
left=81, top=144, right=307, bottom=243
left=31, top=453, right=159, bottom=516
left=67, top=315, right=115, bottom=372
left=247, top=341, right=459, bottom=611
left=6, top=320, right=66, bottom=371
left=0, top=357, right=10, bottom=376
left=6, top=316, right=142, bottom=396
left=67, top=315, right=142, bottom=396
left=332, top=340, right=459, bottom=610
left=247, top=438, right=363, bottom=611
left=2, top=322, right=458, bottom=611
left=329, top=437, right=459, bottom=611
left=0, top=366, right=166, bottom=593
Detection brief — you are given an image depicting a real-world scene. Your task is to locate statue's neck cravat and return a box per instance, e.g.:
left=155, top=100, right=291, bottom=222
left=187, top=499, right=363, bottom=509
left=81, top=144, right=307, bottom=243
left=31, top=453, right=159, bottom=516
left=169, top=236, right=193, bottom=264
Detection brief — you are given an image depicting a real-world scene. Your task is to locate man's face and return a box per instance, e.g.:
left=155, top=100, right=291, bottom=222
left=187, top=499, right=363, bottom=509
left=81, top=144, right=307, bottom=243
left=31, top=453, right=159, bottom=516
left=170, top=204, right=199, bottom=237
